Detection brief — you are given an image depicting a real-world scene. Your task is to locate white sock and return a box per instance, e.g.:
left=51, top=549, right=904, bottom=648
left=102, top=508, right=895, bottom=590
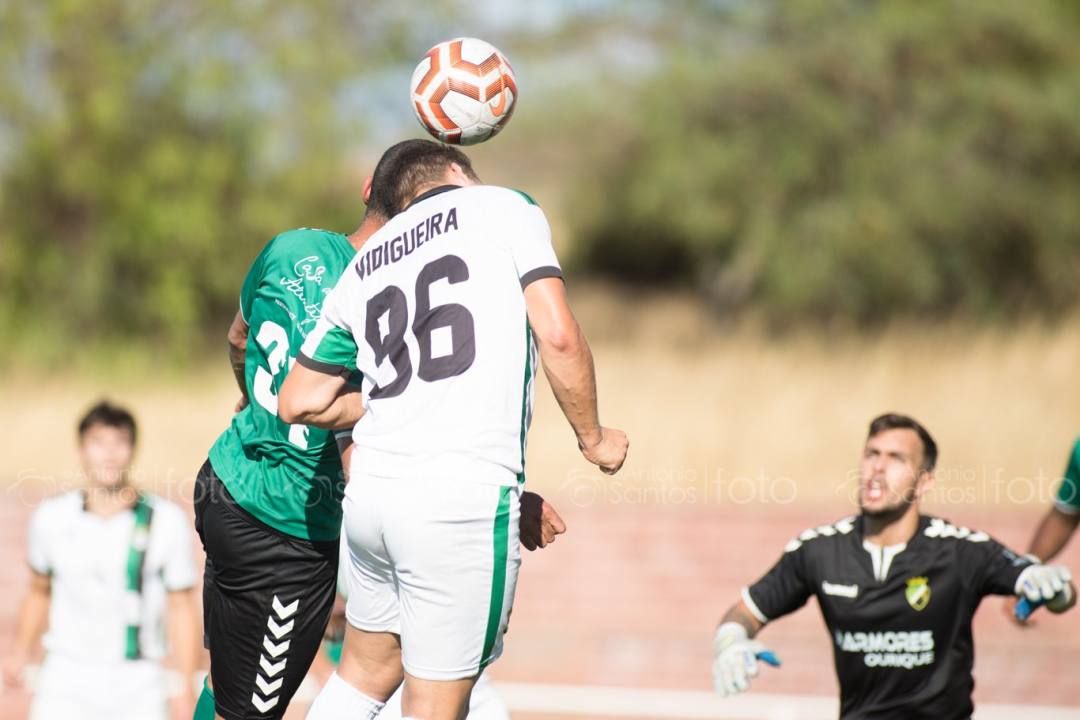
left=306, top=672, right=386, bottom=720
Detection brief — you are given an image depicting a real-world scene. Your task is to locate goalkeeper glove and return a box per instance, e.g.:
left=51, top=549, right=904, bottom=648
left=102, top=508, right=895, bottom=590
left=712, top=622, right=780, bottom=698
left=1015, top=564, right=1074, bottom=612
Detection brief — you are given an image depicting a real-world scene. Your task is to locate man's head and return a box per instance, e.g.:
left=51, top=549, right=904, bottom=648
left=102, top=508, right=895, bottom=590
left=858, top=413, right=937, bottom=520
left=77, top=401, right=136, bottom=490
left=362, top=139, right=480, bottom=219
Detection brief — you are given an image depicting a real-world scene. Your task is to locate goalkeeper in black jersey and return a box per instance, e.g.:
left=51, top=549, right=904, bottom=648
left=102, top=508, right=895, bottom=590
left=712, top=414, right=1076, bottom=720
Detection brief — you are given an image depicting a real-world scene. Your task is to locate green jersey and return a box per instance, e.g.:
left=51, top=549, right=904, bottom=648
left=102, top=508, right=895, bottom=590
left=209, top=229, right=358, bottom=541
left=1054, top=438, right=1080, bottom=514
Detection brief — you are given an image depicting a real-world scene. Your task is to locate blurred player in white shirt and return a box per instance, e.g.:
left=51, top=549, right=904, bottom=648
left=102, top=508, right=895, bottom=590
left=2, top=401, right=200, bottom=720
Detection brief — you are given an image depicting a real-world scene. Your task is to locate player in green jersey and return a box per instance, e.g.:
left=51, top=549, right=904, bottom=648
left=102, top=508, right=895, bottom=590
left=193, top=214, right=380, bottom=720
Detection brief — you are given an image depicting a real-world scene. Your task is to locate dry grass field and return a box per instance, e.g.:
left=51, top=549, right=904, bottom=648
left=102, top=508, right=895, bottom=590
left=5, top=291, right=1077, bottom=509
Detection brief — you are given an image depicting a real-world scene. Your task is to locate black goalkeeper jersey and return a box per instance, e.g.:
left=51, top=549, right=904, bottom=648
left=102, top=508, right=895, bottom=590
left=744, top=514, right=1033, bottom=720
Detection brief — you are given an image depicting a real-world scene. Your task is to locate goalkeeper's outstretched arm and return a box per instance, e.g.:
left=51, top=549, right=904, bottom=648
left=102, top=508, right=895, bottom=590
left=720, top=599, right=767, bottom=638
left=712, top=599, right=780, bottom=698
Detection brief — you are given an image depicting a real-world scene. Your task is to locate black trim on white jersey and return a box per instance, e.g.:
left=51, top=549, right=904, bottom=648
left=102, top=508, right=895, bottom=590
left=403, top=184, right=462, bottom=212
left=295, top=352, right=352, bottom=378
left=520, top=266, right=564, bottom=289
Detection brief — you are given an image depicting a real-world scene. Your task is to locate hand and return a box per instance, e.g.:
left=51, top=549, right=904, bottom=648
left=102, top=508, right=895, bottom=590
left=520, top=492, right=567, bottom=551
left=234, top=395, right=248, bottom=413
left=1016, top=564, right=1074, bottom=614
left=712, top=622, right=780, bottom=698
left=2, top=653, right=27, bottom=690
left=578, top=427, right=629, bottom=475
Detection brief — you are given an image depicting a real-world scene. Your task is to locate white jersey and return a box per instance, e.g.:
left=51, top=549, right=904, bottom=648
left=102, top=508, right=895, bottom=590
left=27, top=491, right=197, bottom=663
left=300, top=185, right=561, bottom=485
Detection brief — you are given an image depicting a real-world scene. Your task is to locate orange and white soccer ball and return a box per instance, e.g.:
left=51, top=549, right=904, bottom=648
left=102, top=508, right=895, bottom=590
left=410, top=37, right=517, bottom=146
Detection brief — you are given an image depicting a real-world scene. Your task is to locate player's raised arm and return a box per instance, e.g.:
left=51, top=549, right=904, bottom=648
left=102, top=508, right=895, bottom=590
left=501, top=189, right=626, bottom=474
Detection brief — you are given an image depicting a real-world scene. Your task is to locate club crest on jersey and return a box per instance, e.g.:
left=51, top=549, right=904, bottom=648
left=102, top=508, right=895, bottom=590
left=905, top=576, right=931, bottom=611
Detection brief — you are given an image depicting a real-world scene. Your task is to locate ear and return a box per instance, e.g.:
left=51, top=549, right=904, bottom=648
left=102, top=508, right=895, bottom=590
left=446, top=162, right=474, bottom=186
left=914, top=469, right=935, bottom=502
left=362, top=175, right=373, bottom=204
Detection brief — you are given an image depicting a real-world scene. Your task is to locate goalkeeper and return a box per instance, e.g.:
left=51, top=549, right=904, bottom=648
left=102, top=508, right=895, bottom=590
left=712, top=414, right=1075, bottom=719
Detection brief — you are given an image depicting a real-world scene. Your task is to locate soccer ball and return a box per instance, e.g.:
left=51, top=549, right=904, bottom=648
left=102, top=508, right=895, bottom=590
left=410, top=37, right=517, bottom=146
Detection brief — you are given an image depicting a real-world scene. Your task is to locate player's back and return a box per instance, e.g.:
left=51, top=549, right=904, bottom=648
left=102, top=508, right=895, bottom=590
left=311, top=185, right=560, bottom=486
left=209, top=228, right=357, bottom=541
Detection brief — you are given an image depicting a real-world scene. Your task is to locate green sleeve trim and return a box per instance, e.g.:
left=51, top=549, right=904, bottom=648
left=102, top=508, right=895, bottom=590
left=1055, top=439, right=1080, bottom=511
left=511, top=189, right=539, bottom=206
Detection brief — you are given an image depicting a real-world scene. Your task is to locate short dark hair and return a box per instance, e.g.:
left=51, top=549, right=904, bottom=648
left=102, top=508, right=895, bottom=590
left=366, top=139, right=480, bottom=218
left=867, top=413, right=937, bottom=472
left=78, top=400, right=137, bottom=445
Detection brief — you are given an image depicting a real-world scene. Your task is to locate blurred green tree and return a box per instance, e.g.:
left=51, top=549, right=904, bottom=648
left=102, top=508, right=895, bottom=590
left=0, top=0, right=446, bottom=360
left=569, top=0, right=1080, bottom=325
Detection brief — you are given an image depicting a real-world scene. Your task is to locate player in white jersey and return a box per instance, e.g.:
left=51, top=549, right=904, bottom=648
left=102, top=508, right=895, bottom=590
left=3, top=401, right=200, bottom=720
left=278, top=139, right=628, bottom=719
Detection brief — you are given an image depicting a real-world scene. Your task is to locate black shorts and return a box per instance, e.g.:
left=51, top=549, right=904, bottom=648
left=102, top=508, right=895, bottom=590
left=194, top=459, right=338, bottom=720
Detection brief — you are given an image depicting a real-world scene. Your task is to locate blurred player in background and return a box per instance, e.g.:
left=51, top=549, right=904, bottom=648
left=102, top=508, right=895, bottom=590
left=281, top=139, right=628, bottom=720
left=711, top=413, right=1076, bottom=719
left=195, top=158, right=567, bottom=720
left=3, top=401, right=199, bottom=720
left=1005, top=437, right=1080, bottom=624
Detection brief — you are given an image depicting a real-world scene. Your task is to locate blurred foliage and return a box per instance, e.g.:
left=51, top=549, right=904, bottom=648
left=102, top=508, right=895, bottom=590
left=570, top=0, right=1080, bottom=326
left=3, top=0, right=1080, bottom=366
left=0, top=0, right=448, bottom=360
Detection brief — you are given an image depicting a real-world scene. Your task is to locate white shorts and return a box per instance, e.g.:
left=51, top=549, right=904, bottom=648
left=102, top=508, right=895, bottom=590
left=30, top=654, right=168, bottom=720
left=341, top=473, right=521, bottom=681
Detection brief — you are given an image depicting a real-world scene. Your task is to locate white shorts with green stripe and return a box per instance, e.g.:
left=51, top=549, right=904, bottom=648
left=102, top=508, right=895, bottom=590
left=341, top=473, right=521, bottom=681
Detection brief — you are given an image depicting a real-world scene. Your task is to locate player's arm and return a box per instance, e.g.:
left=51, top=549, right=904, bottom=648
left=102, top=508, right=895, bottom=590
left=1027, top=506, right=1080, bottom=564
left=278, top=364, right=364, bottom=430
left=166, top=588, right=199, bottom=715
left=503, top=191, right=626, bottom=474
left=1029, top=443, right=1080, bottom=563
left=227, top=310, right=250, bottom=411
left=2, top=571, right=50, bottom=689
left=719, top=598, right=767, bottom=637
left=968, top=534, right=1075, bottom=624
left=524, top=278, right=627, bottom=474
left=712, top=538, right=817, bottom=698
left=281, top=281, right=365, bottom=429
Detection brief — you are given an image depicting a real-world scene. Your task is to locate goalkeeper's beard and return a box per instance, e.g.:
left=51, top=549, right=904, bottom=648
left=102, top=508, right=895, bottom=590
left=860, top=486, right=917, bottom=523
